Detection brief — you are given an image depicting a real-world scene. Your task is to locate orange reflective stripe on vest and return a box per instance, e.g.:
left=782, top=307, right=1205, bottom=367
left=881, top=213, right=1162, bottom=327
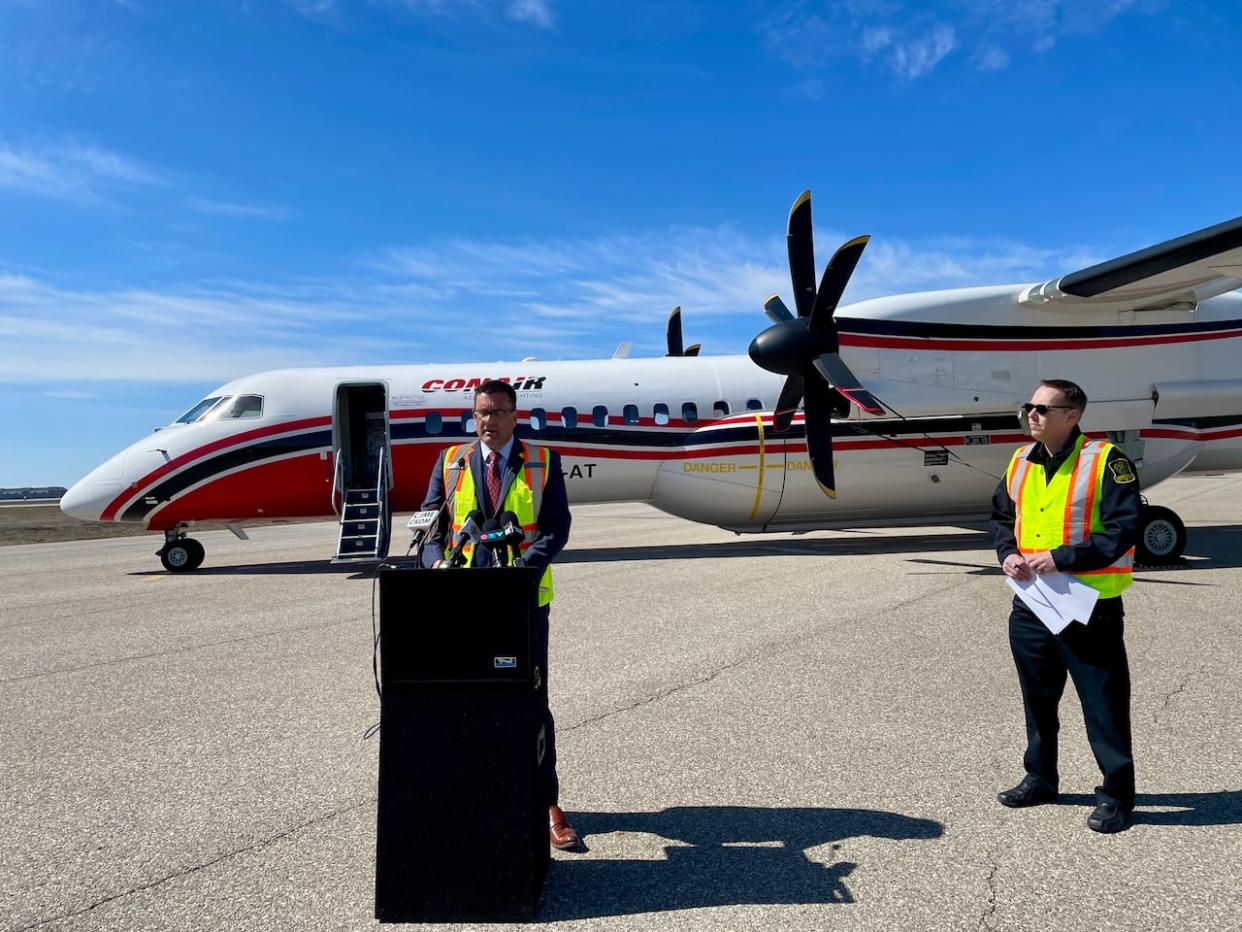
left=1005, top=435, right=1132, bottom=598
left=446, top=440, right=555, bottom=605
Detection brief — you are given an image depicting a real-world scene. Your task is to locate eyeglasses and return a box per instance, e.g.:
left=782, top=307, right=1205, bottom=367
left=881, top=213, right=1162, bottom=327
left=1021, top=403, right=1075, bottom=416
left=473, top=408, right=515, bottom=420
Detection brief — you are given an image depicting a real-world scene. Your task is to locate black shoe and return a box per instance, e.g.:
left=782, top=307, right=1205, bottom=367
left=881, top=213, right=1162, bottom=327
left=998, top=775, right=1059, bottom=808
left=1087, top=801, right=1130, bottom=833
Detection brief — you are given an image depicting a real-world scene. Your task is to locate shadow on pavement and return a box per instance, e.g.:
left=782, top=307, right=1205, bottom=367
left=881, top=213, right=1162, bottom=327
left=559, top=530, right=991, bottom=565
left=127, top=559, right=390, bottom=578
left=905, top=523, right=1242, bottom=583
left=539, top=805, right=943, bottom=920
left=122, top=523, right=1242, bottom=577
left=1059, top=789, right=1242, bottom=827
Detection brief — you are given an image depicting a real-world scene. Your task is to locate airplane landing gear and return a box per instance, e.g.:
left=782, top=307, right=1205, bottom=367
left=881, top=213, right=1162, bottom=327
left=158, top=528, right=205, bottom=573
left=1137, top=503, right=1187, bottom=566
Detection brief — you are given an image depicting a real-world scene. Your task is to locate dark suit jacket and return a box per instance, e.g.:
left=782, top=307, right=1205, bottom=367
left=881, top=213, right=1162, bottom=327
left=419, top=440, right=571, bottom=570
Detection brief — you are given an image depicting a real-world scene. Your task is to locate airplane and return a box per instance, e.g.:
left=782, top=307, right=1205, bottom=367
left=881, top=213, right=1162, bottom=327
left=60, top=191, right=1242, bottom=573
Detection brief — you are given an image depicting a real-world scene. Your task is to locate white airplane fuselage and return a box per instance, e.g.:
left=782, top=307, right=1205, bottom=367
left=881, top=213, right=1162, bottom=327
left=61, top=285, right=1242, bottom=536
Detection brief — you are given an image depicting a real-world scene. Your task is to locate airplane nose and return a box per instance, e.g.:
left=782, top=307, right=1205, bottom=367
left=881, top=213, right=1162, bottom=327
left=61, top=450, right=129, bottom=522
left=60, top=477, right=120, bottom=521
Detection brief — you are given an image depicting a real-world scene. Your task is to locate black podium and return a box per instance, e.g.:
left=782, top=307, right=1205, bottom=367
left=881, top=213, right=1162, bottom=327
left=374, top=565, right=549, bottom=923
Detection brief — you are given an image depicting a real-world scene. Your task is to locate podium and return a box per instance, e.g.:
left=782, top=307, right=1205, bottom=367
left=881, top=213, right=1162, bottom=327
left=373, top=565, right=549, bottom=923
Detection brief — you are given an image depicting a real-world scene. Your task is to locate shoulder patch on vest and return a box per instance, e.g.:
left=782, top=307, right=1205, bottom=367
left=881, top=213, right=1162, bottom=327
left=1108, top=458, right=1136, bottom=484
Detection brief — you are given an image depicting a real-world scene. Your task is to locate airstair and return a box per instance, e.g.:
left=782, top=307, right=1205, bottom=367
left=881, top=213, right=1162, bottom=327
left=331, top=441, right=392, bottom=563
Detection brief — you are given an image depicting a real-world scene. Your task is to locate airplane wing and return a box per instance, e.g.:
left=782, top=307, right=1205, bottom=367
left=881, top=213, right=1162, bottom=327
left=1021, top=215, right=1242, bottom=312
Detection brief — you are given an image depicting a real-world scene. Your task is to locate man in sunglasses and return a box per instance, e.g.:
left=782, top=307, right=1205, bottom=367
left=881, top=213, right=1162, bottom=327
left=991, top=379, right=1141, bottom=833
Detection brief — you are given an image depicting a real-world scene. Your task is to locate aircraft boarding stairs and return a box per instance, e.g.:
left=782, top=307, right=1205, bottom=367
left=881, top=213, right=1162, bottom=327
left=331, top=447, right=392, bottom=563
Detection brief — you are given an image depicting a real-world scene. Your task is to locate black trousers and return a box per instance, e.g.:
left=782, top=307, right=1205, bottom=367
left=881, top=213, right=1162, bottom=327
left=530, top=604, right=559, bottom=806
left=1008, top=595, right=1135, bottom=809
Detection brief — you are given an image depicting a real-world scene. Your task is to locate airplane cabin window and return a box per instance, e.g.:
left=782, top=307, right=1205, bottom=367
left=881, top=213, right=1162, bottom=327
left=214, top=394, right=264, bottom=419
left=623, top=404, right=639, bottom=425
left=425, top=411, right=442, bottom=435
left=530, top=408, right=546, bottom=431
left=463, top=412, right=476, bottom=433
left=592, top=405, right=608, bottom=427
left=176, top=396, right=226, bottom=423
left=746, top=398, right=763, bottom=411
left=713, top=401, right=730, bottom=417
left=562, top=407, right=578, bottom=430
left=682, top=402, right=698, bottom=424
left=653, top=403, right=670, bottom=426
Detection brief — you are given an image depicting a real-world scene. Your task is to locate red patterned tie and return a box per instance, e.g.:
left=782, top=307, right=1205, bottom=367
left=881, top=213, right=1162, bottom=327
left=486, top=451, right=502, bottom=515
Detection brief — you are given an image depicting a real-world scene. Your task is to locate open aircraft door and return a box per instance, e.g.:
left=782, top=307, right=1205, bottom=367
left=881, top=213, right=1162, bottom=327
left=331, top=382, right=393, bottom=561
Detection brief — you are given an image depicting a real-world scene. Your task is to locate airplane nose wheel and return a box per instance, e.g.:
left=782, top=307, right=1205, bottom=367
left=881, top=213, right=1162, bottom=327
left=159, top=535, right=205, bottom=572
left=1137, top=504, right=1186, bottom=566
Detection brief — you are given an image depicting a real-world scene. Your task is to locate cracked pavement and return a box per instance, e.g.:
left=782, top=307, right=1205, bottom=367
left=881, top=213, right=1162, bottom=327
left=2, top=473, right=1240, bottom=931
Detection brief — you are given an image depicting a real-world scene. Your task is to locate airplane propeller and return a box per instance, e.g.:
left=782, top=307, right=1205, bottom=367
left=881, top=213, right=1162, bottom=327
left=747, top=190, right=885, bottom=498
left=666, top=306, right=701, bottom=357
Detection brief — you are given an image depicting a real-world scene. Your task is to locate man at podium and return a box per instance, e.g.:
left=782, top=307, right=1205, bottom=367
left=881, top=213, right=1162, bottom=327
left=420, top=378, right=579, bottom=850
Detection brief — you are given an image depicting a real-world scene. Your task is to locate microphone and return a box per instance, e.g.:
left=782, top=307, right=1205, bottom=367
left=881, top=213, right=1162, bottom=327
left=414, top=454, right=467, bottom=563
left=478, top=518, right=510, bottom=567
left=498, top=510, right=525, bottom=567
left=406, top=510, right=440, bottom=542
left=445, top=509, right=484, bottom=568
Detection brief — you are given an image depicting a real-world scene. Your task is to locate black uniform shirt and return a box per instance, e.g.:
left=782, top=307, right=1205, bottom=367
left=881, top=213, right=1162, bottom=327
left=991, top=426, right=1141, bottom=573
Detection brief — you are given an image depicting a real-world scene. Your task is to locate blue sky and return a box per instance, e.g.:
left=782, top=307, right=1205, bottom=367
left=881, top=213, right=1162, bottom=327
left=2, top=0, right=1240, bottom=486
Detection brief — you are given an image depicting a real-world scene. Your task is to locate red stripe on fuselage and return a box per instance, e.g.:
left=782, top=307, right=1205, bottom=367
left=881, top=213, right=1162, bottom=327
left=132, top=419, right=1241, bottom=530
left=146, top=441, right=451, bottom=530
left=101, top=416, right=332, bottom=522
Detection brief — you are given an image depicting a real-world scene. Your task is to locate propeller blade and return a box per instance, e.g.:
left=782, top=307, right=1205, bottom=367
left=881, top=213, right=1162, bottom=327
left=812, top=354, right=885, bottom=415
left=786, top=190, right=816, bottom=318
left=773, top=372, right=804, bottom=433
left=809, top=235, right=869, bottom=335
left=763, top=294, right=795, bottom=324
left=802, top=374, right=838, bottom=498
left=666, top=306, right=684, bottom=356
left=684, top=343, right=701, bottom=357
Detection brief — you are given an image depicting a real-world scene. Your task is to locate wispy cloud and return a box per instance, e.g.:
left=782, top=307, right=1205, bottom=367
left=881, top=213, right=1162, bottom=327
left=0, top=224, right=1098, bottom=382
left=291, top=0, right=556, bottom=29
left=185, top=197, right=295, bottom=221
left=0, top=140, right=162, bottom=204
left=762, top=0, right=1163, bottom=83
left=508, top=0, right=554, bottom=29
left=862, top=22, right=957, bottom=81
left=286, top=0, right=338, bottom=20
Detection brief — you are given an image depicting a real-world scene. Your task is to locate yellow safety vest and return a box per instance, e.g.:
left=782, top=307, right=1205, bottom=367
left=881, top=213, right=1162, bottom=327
left=443, top=441, right=555, bottom=606
left=1005, top=434, right=1133, bottom=599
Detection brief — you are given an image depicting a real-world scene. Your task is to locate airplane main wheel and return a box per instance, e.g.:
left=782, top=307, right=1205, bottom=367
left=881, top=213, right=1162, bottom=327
left=160, top=538, right=205, bottom=573
left=1137, top=506, right=1186, bottom=565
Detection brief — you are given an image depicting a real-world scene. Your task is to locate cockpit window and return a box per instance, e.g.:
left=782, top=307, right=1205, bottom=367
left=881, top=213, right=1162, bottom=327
left=176, top=397, right=226, bottom=423
left=212, top=395, right=264, bottom=420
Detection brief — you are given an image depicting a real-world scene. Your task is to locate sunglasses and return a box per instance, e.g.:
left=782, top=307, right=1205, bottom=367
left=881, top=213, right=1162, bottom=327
left=1021, top=403, right=1076, bottom=416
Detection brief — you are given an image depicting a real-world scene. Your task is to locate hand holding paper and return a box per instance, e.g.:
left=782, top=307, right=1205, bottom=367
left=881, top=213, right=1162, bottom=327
left=1006, top=571, right=1100, bottom=635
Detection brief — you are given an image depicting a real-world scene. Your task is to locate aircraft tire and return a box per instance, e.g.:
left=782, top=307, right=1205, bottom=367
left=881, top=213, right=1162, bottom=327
left=1137, top=505, right=1186, bottom=566
left=160, top=538, right=205, bottom=573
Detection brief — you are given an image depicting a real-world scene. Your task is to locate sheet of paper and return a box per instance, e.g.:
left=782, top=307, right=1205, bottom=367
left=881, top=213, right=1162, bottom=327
left=1006, top=571, right=1100, bottom=635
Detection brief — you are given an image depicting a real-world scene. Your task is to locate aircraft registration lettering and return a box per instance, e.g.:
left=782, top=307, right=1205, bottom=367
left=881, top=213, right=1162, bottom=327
left=567, top=463, right=596, bottom=479
left=683, top=462, right=738, bottom=473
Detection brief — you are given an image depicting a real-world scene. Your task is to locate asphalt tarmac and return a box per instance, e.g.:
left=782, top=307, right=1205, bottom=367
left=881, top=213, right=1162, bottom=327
left=2, top=474, right=1240, bottom=932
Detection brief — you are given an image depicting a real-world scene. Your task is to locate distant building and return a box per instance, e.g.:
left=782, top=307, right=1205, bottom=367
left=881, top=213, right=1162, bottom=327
left=0, top=487, right=68, bottom=501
